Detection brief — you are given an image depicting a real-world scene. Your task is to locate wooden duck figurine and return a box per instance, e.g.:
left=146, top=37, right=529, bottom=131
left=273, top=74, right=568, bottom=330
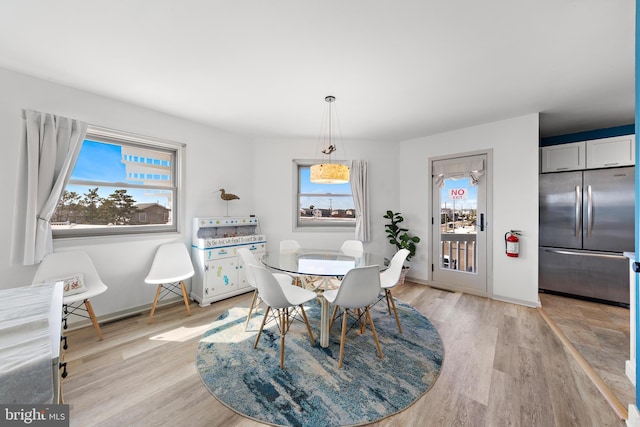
left=218, top=188, right=240, bottom=201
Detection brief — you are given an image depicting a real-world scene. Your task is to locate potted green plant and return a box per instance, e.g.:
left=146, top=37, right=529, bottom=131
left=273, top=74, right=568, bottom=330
left=383, top=210, right=421, bottom=284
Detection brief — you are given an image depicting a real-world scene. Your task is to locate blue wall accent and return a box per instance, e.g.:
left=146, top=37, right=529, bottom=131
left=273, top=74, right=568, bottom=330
left=635, top=0, right=639, bottom=406
left=540, top=124, right=635, bottom=147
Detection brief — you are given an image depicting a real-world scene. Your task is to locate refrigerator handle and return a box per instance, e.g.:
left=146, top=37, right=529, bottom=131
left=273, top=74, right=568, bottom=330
left=575, top=186, right=581, bottom=238
left=587, top=185, right=593, bottom=238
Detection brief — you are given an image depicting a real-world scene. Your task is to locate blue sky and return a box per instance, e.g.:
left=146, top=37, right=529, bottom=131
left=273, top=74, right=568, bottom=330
left=72, top=140, right=125, bottom=181
left=66, top=140, right=166, bottom=205
left=299, top=166, right=353, bottom=210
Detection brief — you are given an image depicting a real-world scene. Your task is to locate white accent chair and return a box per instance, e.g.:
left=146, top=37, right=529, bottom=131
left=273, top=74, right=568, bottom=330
left=379, top=249, right=410, bottom=333
left=323, top=265, right=383, bottom=368
left=250, top=264, right=317, bottom=369
left=145, top=242, right=194, bottom=323
left=340, top=240, right=364, bottom=256
left=32, top=250, right=108, bottom=341
left=237, top=247, right=293, bottom=331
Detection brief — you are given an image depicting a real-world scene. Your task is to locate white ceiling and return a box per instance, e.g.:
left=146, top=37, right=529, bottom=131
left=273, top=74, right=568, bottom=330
left=0, top=1, right=635, bottom=141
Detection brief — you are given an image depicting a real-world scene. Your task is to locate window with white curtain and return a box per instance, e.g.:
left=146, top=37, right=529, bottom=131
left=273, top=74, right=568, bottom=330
left=52, top=126, right=183, bottom=238
left=294, top=160, right=355, bottom=228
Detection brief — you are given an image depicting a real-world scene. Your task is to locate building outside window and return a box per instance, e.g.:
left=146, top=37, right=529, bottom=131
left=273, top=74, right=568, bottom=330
left=295, top=161, right=355, bottom=228
left=52, top=127, right=183, bottom=237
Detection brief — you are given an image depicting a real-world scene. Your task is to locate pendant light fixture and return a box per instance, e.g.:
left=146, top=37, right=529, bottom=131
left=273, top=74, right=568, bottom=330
left=310, top=95, right=350, bottom=184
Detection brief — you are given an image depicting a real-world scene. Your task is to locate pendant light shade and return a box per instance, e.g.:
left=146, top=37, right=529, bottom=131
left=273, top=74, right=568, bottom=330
left=310, top=96, right=350, bottom=184
left=310, top=163, right=350, bottom=184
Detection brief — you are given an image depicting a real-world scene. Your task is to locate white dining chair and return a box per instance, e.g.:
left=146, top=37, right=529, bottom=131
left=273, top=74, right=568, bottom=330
left=279, top=240, right=308, bottom=287
left=323, top=265, right=383, bottom=368
left=145, top=242, right=194, bottom=323
left=32, top=250, right=108, bottom=341
left=333, top=240, right=364, bottom=283
left=237, top=247, right=294, bottom=331
left=379, top=249, right=410, bottom=333
left=340, top=240, right=363, bottom=256
left=250, top=264, right=317, bottom=369
left=279, top=239, right=302, bottom=252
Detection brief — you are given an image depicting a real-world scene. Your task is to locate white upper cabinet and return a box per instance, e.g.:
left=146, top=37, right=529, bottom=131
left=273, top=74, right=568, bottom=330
left=540, top=141, right=586, bottom=172
left=585, top=135, right=635, bottom=169
left=541, top=135, right=636, bottom=173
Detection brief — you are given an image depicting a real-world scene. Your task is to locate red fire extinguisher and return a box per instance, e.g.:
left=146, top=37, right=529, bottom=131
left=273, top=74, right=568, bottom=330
left=505, top=230, right=521, bottom=258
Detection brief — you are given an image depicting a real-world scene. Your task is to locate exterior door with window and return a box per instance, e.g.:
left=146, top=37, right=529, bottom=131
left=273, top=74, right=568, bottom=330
left=431, top=153, right=488, bottom=295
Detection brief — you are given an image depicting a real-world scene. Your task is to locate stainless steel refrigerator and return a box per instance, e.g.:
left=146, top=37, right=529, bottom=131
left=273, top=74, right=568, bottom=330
left=538, top=166, right=634, bottom=306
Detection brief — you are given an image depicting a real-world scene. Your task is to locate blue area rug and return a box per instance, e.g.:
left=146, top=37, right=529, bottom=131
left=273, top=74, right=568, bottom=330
left=196, top=298, right=444, bottom=427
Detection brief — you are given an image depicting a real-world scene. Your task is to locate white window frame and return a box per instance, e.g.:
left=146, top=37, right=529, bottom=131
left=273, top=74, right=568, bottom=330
left=53, top=125, right=185, bottom=238
left=293, top=159, right=356, bottom=231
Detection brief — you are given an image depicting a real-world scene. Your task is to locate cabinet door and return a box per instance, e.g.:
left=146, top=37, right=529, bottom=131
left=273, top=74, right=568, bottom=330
left=204, top=257, right=239, bottom=299
left=586, top=135, right=635, bottom=169
left=541, top=142, right=586, bottom=173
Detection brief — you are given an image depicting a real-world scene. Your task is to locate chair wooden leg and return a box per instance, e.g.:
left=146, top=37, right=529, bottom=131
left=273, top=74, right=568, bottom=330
left=299, top=305, right=316, bottom=346
left=338, top=308, right=349, bottom=368
left=387, top=289, right=403, bottom=333
left=385, top=289, right=392, bottom=314
left=148, top=284, right=163, bottom=324
left=365, top=306, right=383, bottom=359
left=180, top=281, right=192, bottom=316
left=254, top=306, right=270, bottom=349
left=244, top=290, right=259, bottom=331
left=279, top=309, right=286, bottom=369
left=357, top=308, right=365, bottom=334
left=83, top=299, right=103, bottom=341
left=330, top=305, right=339, bottom=329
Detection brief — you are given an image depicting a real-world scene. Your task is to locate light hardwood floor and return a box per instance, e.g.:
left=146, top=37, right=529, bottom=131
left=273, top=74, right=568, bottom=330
left=539, top=292, right=635, bottom=410
left=62, top=282, right=626, bottom=427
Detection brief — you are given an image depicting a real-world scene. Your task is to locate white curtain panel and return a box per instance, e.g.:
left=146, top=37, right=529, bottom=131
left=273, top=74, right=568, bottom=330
left=12, top=110, right=87, bottom=265
left=349, top=160, right=370, bottom=242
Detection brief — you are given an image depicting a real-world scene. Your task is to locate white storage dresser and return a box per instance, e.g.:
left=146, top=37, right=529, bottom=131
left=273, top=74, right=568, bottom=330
left=191, top=217, right=266, bottom=306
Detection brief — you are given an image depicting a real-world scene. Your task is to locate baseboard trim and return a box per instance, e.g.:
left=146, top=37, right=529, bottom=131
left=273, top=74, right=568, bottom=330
left=627, top=360, right=636, bottom=386
left=627, top=405, right=640, bottom=427
left=65, top=297, right=183, bottom=331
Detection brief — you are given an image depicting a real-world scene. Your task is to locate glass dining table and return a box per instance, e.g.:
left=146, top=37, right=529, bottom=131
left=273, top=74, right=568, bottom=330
left=262, top=249, right=388, bottom=348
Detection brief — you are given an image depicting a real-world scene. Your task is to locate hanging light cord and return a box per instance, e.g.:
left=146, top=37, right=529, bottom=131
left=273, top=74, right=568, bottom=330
left=313, top=95, right=346, bottom=164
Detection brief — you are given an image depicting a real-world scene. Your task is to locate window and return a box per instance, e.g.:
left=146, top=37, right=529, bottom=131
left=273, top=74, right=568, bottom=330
left=52, top=126, right=183, bottom=238
left=295, top=160, right=355, bottom=228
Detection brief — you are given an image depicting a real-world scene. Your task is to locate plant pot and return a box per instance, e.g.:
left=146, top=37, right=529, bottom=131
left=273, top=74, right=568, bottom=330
left=397, top=267, right=409, bottom=285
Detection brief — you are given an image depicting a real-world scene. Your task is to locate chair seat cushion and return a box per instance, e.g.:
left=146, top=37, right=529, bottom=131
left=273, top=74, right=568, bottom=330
left=323, top=288, right=338, bottom=304
left=281, top=284, right=316, bottom=306
left=273, top=273, right=293, bottom=287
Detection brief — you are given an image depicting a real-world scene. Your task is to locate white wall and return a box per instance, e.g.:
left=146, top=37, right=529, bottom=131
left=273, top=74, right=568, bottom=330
left=0, top=67, right=254, bottom=320
left=1, top=66, right=541, bottom=325
left=399, top=114, right=540, bottom=306
left=252, top=138, right=399, bottom=259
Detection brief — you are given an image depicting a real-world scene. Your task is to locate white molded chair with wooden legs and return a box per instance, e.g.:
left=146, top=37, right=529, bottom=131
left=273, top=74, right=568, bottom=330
left=379, top=249, right=410, bottom=333
left=340, top=240, right=363, bottom=256
left=279, top=239, right=308, bottom=287
left=237, top=247, right=293, bottom=331
left=323, top=265, right=383, bottom=368
left=33, top=250, right=108, bottom=341
left=145, top=242, right=194, bottom=323
left=249, top=264, right=317, bottom=369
